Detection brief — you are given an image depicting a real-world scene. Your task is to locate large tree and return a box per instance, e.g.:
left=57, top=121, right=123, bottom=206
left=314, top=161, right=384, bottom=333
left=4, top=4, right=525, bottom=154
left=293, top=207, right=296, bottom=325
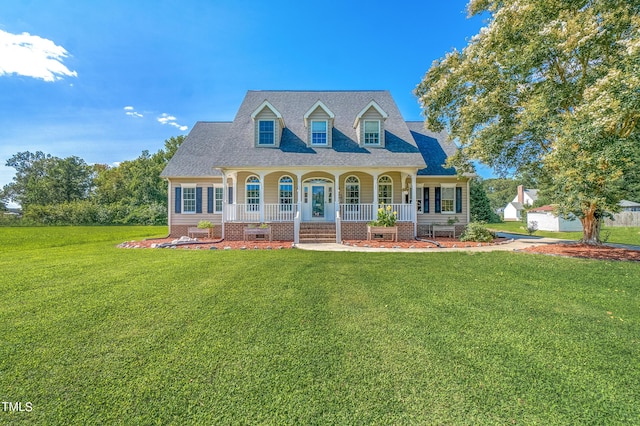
left=416, top=0, right=640, bottom=244
left=3, top=152, right=93, bottom=209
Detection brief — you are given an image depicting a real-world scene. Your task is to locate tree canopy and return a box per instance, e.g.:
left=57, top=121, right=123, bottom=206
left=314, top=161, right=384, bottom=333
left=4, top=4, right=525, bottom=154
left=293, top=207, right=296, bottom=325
left=2, top=135, right=184, bottom=225
left=416, top=0, right=640, bottom=244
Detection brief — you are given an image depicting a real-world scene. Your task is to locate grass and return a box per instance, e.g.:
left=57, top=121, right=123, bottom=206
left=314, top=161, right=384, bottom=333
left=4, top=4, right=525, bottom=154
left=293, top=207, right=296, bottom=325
left=1, top=227, right=639, bottom=424
left=489, top=222, right=640, bottom=246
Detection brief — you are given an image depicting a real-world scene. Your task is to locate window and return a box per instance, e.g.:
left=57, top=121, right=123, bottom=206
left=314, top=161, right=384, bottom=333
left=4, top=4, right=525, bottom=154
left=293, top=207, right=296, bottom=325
left=279, top=176, right=293, bottom=211
left=407, top=184, right=424, bottom=214
left=258, top=120, right=274, bottom=145
left=214, top=186, right=223, bottom=213
left=345, top=176, right=360, bottom=205
left=364, top=120, right=380, bottom=145
left=246, top=176, right=260, bottom=211
left=311, top=121, right=327, bottom=145
left=182, top=186, right=196, bottom=214
left=378, top=175, right=393, bottom=205
left=441, top=186, right=455, bottom=213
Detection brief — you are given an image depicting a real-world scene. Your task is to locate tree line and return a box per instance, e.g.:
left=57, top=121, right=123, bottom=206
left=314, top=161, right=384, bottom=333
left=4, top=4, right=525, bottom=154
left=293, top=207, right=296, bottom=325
left=1, top=136, right=183, bottom=225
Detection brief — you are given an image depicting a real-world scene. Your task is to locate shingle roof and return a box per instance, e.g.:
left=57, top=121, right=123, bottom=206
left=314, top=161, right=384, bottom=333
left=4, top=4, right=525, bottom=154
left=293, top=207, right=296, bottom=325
left=160, top=122, right=231, bottom=177
left=162, top=91, right=457, bottom=177
left=405, top=121, right=457, bottom=176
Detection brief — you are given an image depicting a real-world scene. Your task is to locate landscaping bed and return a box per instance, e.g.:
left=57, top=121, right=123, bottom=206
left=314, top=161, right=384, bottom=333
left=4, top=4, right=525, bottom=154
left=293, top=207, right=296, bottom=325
left=524, top=243, right=640, bottom=262
left=118, top=236, right=511, bottom=250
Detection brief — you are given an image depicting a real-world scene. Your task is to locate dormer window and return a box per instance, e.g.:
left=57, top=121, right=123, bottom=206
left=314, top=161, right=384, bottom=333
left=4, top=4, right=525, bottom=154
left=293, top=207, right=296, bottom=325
left=311, top=120, right=328, bottom=145
left=304, top=101, right=335, bottom=148
left=251, top=100, right=284, bottom=147
left=364, top=120, right=380, bottom=145
left=258, top=120, right=275, bottom=145
left=354, top=100, right=388, bottom=148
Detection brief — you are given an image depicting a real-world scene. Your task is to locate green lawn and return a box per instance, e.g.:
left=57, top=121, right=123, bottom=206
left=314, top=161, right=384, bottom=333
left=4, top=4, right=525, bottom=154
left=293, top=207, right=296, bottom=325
left=1, top=227, right=639, bottom=424
left=489, top=222, right=640, bottom=246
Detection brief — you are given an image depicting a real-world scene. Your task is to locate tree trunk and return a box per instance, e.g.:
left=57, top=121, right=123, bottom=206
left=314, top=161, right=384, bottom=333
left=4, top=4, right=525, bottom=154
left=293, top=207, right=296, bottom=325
left=580, top=203, right=602, bottom=245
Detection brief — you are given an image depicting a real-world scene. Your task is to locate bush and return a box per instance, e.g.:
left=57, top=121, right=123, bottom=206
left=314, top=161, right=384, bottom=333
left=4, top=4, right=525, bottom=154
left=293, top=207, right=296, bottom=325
left=459, top=222, right=496, bottom=243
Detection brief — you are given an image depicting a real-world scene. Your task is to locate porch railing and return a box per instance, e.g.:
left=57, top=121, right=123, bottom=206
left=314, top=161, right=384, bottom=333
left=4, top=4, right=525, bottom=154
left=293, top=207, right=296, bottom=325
left=224, top=203, right=414, bottom=223
left=225, top=204, right=298, bottom=222
left=339, top=204, right=414, bottom=222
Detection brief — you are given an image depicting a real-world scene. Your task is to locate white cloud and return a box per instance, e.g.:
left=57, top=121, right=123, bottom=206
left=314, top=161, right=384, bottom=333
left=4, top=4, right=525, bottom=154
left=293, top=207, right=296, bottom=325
left=157, top=113, right=188, bottom=131
left=124, top=106, right=143, bottom=118
left=0, top=29, right=77, bottom=82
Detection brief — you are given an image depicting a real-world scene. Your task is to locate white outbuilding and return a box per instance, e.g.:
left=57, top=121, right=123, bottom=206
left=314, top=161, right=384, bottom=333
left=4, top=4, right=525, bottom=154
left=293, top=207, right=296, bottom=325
left=527, top=205, right=582, bottom=232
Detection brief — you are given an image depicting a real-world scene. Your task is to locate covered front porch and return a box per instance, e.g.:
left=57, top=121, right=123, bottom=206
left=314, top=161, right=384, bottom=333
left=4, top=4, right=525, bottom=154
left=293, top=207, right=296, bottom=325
left=218, top=168, right=420, bottom=242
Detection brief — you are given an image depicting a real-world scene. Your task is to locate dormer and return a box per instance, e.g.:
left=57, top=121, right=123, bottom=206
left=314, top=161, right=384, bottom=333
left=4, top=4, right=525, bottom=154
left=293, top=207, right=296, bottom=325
left=251, top=100, right=284, bottom=148
left=303, top=101, right=335, bottom=148
left=353, top=100, right=388, bottom=148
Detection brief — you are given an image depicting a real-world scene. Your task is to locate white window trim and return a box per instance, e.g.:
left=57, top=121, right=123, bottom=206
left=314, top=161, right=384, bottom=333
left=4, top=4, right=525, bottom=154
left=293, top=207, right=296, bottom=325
left=310, top=120, right=328, bottom=145
left=246, top=175, right=261, bottom=212
left=378, top=175, right=393, bottom=205
left=181, top=184, right=197, bottom=214
left=258, top=120, right=275, bottom=145
left=441, top=184, right=456, bottom=214
left=213, top=184, right=224, bottom=214
left=279, top=175, right=294, bottom=211
left=364, top=120, right=381, bottom=145
left=345, top=175, right=360, bottom=205
left=412, top=183, right=424, bottom=214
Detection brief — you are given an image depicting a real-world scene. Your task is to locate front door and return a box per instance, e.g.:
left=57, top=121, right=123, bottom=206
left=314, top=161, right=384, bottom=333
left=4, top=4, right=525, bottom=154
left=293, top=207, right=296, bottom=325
left=302, top=179, right=334, bottom=221
left=312, top=185, right=325, bottom=218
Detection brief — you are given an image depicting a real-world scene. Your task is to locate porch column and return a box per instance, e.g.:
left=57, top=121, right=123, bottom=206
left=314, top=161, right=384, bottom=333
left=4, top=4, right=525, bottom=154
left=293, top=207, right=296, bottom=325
left=372, top=172, right=380, bottom=207
left=295, top=172, right=303, bottom=218
left=411, top=173, right=417, bottom=237
left=258, top=172, right=266, bottom=223
left=222, top=172, right=228, bottom=239
left=231, top=172, right=237, bottom=206
left=333, top=172, right=340, bottom=219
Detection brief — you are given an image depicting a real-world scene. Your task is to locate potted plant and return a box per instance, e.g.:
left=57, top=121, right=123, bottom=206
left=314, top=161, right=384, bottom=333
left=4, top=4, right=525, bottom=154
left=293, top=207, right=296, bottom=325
left=367, top=204, right=398, bottom=240
left=197, top=220, right=214, bottom=237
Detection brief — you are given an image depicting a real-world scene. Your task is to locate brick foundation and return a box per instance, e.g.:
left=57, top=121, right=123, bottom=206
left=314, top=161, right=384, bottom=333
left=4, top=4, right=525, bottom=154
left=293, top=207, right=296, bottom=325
left=341, top=222, right=414, bottom=241
left=170, top=221, right=420, bottom=241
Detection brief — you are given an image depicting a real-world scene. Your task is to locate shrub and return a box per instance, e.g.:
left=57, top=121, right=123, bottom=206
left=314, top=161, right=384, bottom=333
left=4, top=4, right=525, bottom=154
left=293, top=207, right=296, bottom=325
left=460, top=222, right=496, bottom=243
left=369, top=204, right=397, bottom=227
left=197, top=220, right=214, bottom=229
left=522, top=221, right=538, bottom=236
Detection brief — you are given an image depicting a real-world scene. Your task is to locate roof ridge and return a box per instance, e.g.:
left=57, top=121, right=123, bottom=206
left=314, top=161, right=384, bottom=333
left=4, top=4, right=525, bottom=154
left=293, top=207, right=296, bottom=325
left=247, top=89, right=388, bottom=93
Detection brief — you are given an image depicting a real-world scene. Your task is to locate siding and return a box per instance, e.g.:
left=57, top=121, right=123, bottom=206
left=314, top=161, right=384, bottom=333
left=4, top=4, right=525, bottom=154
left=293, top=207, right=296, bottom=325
left=416, top=178, right=468, bottom=225
left=169, top=179, right=224, bottom=227
left=253, top=108, right=281, bottom=147
left=307, top=108, right=333, bottom=147
left=358, top=107, right=385, bottom=147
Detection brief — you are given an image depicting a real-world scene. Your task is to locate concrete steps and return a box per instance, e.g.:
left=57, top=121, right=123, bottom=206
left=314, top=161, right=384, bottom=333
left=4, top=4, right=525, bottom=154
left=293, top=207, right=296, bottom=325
left=299, top=222, right=336, bottom=243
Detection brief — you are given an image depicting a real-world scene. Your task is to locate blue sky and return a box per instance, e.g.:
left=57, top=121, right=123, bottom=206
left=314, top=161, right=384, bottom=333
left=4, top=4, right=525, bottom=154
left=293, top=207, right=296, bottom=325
left=1, top=0, right=489, bottom=202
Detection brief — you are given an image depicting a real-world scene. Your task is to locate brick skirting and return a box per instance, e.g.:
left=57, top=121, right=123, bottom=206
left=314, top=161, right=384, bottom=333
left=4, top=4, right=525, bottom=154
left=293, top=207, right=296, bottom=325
left=170, top=221, right=419, bottom=241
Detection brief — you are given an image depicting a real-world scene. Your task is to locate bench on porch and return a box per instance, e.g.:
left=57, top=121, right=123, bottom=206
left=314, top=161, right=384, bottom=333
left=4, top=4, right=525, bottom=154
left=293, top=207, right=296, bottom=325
left=243, top=226, right=272, bottom=242
left=188, top=227, right=212, bottom=238
left=367, top=225, right=397, bottom=242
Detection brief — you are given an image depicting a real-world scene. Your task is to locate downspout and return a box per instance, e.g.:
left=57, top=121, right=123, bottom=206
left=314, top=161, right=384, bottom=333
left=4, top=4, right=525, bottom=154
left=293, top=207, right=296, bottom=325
left=167, top=178, right=172, bottom=237
left=466, top=178, right=471, bottom=224
left=411, top=172, right=417, bottom=238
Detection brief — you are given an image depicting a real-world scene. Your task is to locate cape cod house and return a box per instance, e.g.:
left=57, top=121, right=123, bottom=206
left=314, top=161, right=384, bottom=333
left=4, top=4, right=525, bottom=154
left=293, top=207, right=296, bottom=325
left=160, top=90, right=470, bottom=242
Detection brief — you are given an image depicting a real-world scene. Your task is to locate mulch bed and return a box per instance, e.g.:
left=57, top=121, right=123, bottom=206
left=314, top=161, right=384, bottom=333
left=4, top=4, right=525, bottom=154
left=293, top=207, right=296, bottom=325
left=117, top=237, right=510, bottom=250
left=117, top=237, right=640, bottom=261
left=523, top=243, right=640, bottom=262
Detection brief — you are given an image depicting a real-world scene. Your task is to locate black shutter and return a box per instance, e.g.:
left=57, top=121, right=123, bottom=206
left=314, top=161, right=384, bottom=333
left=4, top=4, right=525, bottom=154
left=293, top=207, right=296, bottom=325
left=196, top=187, right=203, bottom=214
left=456, top=187, right=463, bottom=213
left=175, top=187, right=181, bottom=213
left=423, top=187, right=429, bottom=213
left=228, top=186, right=233, bottom=204
left=207, top=187, right=214, bottom=214
left=435, top=187, right=441, bottom=213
